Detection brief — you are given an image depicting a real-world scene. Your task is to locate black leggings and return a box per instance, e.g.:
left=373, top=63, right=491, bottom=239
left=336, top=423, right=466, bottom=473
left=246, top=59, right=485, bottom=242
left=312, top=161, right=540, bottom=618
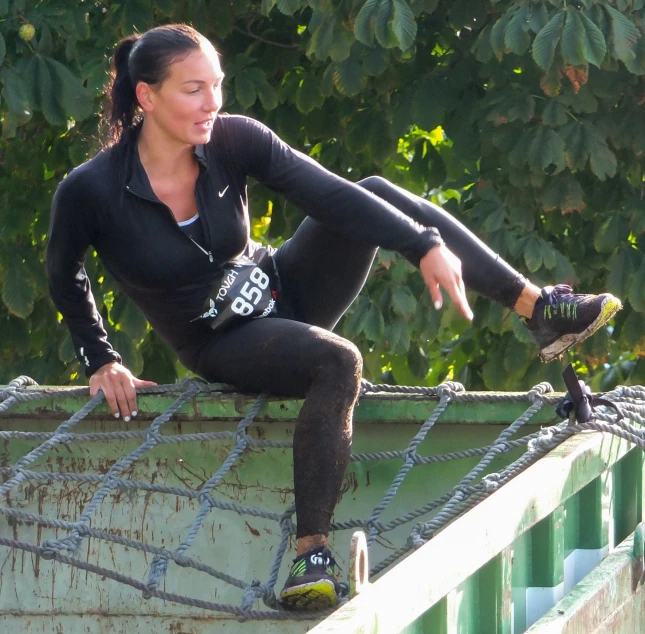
left=192, top=176, right=526, bottom=538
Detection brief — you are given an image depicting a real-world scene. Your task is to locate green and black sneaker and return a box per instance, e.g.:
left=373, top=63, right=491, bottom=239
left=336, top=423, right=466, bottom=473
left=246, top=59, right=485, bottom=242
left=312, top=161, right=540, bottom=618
left=279, top=546, right=339, bottom=611
left=525, top=285, right=622, bottom=362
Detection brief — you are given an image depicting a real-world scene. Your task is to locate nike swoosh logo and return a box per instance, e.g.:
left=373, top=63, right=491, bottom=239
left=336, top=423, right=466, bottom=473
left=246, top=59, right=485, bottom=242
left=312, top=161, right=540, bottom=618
left=218, top=185, right=229, bottom=198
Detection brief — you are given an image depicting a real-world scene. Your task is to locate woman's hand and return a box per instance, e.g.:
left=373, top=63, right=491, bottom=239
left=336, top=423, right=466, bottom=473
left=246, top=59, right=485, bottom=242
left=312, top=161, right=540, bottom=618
left=89, top=361, right=157, bottom=421
left=420, top=244, right=474, bottom=321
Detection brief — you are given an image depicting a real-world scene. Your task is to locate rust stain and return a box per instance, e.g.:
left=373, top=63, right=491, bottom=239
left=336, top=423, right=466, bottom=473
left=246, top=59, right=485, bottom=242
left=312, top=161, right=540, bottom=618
left=244, top=521, right=260, bottom=537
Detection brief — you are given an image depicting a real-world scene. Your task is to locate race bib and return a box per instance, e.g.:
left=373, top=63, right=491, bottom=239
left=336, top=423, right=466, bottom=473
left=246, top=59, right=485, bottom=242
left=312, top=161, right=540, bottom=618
left=192, top=248, right=279, bottom=332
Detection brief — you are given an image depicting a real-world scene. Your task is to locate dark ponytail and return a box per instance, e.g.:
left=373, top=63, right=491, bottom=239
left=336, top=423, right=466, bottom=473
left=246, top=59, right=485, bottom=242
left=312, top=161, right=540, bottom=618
left=107, top=35, right=140, bottom=145
left=104, top=25, right=212, bottom=146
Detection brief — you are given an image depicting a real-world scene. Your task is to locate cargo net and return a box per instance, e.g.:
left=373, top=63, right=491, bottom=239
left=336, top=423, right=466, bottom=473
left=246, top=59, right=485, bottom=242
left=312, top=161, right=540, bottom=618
left=1, top=375, right=645, bottom=620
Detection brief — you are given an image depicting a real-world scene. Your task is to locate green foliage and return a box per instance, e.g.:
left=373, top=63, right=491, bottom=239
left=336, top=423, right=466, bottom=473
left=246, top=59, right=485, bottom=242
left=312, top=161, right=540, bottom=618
left=1, top=0, right=644, bottom=392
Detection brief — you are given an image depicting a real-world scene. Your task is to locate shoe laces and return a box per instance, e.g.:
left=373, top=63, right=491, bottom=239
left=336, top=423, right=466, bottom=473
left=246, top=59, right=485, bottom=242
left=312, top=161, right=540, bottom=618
left=540, top=284, right=577, bottom=321
left=291, top=547, right=339, bottom=575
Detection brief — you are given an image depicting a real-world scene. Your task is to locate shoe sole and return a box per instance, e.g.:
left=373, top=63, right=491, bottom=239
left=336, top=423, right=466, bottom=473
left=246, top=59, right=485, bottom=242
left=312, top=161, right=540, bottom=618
left=539, top=295, right=622, bottom=362
left=279, top=578, right=338, bottom=611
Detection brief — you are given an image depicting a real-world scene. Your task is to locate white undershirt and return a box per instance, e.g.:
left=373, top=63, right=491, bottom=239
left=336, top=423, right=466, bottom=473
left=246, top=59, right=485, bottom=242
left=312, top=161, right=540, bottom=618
left=177, top=213, right=200, bottom=227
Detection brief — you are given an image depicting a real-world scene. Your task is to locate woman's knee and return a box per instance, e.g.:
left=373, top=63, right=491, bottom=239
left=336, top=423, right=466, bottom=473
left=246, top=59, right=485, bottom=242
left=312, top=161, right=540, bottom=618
left=312, top=334, right=363, bottom=391
left=357, top=175, right=389, bottom=197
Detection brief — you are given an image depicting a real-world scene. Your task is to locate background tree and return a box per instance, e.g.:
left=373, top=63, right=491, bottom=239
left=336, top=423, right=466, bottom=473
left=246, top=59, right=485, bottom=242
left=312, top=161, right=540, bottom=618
left=1, top=0, right=644, bottom=392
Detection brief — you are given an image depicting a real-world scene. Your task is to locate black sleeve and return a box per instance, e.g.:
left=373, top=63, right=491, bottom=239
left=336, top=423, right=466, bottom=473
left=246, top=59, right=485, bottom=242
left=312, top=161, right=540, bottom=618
left=46, top=170, right=122, bottom=377
left=224, top=116, right=442, bottom=266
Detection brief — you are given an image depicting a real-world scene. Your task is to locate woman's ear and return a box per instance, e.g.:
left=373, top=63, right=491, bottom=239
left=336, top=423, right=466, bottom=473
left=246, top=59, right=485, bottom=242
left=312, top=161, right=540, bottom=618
left=135, top=82, right=154, bottom=112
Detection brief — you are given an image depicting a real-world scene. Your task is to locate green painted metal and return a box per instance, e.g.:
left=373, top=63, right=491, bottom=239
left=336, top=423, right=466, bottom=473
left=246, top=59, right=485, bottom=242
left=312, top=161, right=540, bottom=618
left=311, top=430, right=644, bottom=634
left=1, top=388, right=643, bottom=633
left=7, top=389, right=559, bottom=425
left=0, top=389, right=544, bottom=633
left=525, top=526, right=645, bottom=633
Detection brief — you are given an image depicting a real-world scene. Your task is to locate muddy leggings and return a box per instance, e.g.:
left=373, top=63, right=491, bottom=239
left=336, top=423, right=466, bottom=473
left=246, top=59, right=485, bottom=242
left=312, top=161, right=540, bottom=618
left=191, top=176, right=527, bottom=538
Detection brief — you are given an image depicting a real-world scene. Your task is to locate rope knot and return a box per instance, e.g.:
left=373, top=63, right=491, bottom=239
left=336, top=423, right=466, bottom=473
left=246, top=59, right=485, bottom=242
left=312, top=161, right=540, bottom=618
left=482, top=473, right=501, bottom=492
left=240, top=579, right=263, bottom=612
left=528, top=428, right=555, bottom=453
left=528, top=382, right=554, bottom=402
left=436, top=381, right=464, bottom=399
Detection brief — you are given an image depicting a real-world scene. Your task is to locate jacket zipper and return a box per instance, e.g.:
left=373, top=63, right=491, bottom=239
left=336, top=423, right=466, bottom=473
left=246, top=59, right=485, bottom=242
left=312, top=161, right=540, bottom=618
left=125, top=184, right=214, bottom=263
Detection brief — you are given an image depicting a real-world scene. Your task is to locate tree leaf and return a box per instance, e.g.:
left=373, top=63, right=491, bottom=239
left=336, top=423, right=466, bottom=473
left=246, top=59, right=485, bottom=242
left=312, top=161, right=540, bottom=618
left=561, top=120, right=590, bottom=169
left=512, top=312, right=536, bottom=344
left=333, top=58, right=365, bottom=96
left=529, top=3, right=549, bottom=34
left=392, top=286, right=417, bottom=316
left=37, top=25, right=54, bottom=56
left=111, top=295, right=148, bottom=340
left=541, top=99, right=568, bottom=126
left=553, top=250, right=578, bottom=285
left=308, top=13, right=335, bottom=59
left=588, top=128, right=617, bottom=180
left=261, top=0, right=277, bottom=16
left=329, top=23, right=355, bottom=62
left=542, top=172, right=586, bottom=213
left=234, top=71, right=257, bottom=108
left=37, top=57, right=66, bottom=126
left=277, top=0, right=304, bottom=15
left=579, top=11, right=607, bottom=67
left=375, top=0, right=398, bottom=49
left=58, top=330, right=77, bottom=363
left=490, top=10, right=513, bottom=61
left=296, top=74, right=323, bottom=113
left=121, top=0, right=153, bottom=33
left=2, top=256, right=37, bottom=319
left=411, top=77, right=445, bottom=130
left=482, top=340, right=508, bottom=390
left=524, top=234, right=543, bottom=272
left=392, top=0, right=417, bottom=51
left=605, top=5, right=639, bottom=64
left=46, top=57, right=93, bottom=121
left=532, top=11, right=565, bottom=70
left=629, top=256, right=645, bottom=312
left=540, top=61, right=564, bottom=96
left=355, top=0, right=379, bottom=45
left=505, top=3, right=531, bottom=56
left=561, top=10, right=586, bottom=67
left=528, top=125, right=565, bottom=173
left=607, top=248, right=637, bottom=299
left=1, top=67, right=32, bottom=115
left=504, top=336, right=533, bottom=377
left=362, top=303, right=385, bottom=340
left=363, top=46, right=389, bottom=76
left=111, top=330, right=144, bottom=376
left=472, top=24, right=494, bottom=63
left=386, top=317, right=410, bottom=354
left=594, top=214, right=629, bottom=253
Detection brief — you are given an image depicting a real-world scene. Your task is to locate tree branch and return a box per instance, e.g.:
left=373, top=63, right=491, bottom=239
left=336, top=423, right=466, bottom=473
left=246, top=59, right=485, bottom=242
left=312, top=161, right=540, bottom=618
left=233, top=25, right=299, bottom=49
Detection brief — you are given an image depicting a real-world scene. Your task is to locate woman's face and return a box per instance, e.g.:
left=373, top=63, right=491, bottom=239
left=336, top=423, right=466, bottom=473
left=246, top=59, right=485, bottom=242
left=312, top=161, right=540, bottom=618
left=140, top=47, right=224, bottom=146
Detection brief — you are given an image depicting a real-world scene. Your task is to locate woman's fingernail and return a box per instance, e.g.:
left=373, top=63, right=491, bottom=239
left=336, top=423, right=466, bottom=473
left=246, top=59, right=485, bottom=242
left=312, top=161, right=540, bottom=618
left=132, top=411, right=138, bottom=417
left=124, top=416, right=131, bottom=422
left=114, top=413, right=120, bottom=419
left=434, top=301, right=442, bottom=310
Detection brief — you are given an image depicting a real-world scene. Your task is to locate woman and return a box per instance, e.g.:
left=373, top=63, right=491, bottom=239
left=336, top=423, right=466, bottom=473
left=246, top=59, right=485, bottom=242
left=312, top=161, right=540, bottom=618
left=46, top=24, right=621, bottom=610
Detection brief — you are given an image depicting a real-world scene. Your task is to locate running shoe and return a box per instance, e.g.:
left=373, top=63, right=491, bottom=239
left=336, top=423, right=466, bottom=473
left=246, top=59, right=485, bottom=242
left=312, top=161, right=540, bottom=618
left=525, top=285, right=622, bottom=362
left=279, top=546, right=339, bottom=611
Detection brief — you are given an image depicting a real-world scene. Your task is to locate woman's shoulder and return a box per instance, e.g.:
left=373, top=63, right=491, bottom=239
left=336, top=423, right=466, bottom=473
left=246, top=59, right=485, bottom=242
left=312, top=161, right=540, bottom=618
left=211, top=113, right=275, bottom=144
left=55, top=147, right=118, bottom=201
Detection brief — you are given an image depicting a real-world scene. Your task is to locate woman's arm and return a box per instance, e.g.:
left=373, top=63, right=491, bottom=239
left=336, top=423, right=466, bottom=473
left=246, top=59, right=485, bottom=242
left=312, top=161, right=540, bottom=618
left=46, top=170, right=157, bottom=418
left=220, top=116, right=472, bottom=319
left=46, top=170, right=122, bottom=376
left=220, top=116, right=442, bottom=265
